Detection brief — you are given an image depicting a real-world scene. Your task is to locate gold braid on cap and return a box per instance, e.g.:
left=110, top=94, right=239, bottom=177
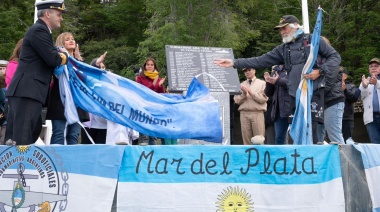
left=50, top=3, right=65, bottom=10
left=59, top=53, right=67, bottom=65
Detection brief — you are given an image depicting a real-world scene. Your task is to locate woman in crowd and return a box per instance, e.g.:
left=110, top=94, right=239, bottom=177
left=1, top=39, right=23, bottom=144
left=5, top=39, right=23, bottom=89
left=136, top=58, right=166, bottom=145
left=46, top=32, right=89, bottom=145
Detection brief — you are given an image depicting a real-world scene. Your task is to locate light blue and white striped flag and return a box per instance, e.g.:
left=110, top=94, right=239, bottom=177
left=117, top=145, right=345, bottom=211
left=289, top=8, right=323, bottom=145
left=354, top=144, right=380, bottom=212
left=54, top=57, right=223, bottom=142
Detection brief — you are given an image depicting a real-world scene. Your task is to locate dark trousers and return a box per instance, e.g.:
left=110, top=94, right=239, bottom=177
left=274, top=116, right=289, bottom=145
left=81, top=127, right=107, bottom=144
left=366, top=114, right=380, bottom=144
left=5, top=96, right=43, bottom=145
left=342, top=120, right=354, bottom=142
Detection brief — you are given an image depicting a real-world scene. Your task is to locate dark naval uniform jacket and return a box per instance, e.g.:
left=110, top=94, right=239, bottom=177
left=6, top=19, right=65, bottom=105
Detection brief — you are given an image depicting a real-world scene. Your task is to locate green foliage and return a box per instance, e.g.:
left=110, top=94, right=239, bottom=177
left=1, top=0, right=380, bottom=86
left=0, top=3, right=33, bottom=60
left=137, top=0, right=260, bottom=78
left=80, top=38, right=137, bottom=74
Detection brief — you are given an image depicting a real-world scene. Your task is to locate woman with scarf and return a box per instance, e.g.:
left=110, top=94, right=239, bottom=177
left=136, top=58, right=166, bottom=145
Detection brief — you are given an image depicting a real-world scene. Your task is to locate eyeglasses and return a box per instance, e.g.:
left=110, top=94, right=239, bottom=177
left=369, top=64, right=380, bottom=68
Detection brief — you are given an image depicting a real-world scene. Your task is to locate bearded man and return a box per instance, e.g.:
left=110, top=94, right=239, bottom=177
left=214, top=15, right=341, bottom=144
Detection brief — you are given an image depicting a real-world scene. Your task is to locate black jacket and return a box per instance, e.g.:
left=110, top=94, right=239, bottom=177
left=234, top=32, right=341, bottom=98
left=6, top=19, right=64, bottom=105
left=265, top=69, right=292, bottom=121
left=315, top=52, right=345, bottom=108
left=46, top=76, right=89, bottom=121
left=343, top=82, right=360, bottom=121
left=324, top=73, right=345, bottom=108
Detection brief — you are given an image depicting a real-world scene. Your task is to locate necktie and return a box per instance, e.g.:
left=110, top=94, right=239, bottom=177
left=373, top=86, right=379, bottom=113
left=249, top=79, right=252, bottom=85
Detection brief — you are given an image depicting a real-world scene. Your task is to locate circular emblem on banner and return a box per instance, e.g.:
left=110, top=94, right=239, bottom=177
left=0, top=146, right=68, bottom=211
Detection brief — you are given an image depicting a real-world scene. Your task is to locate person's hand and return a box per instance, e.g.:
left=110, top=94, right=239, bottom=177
left=362, top=74, right=369, bottom=88
left=74, top=44, right=83, bottom=61
left=96, top=51, right=107, bottom=66
left=214, top=59, right=234, bottom=68
left=268, top=72, right=279, bottom=84
left=264, top=72, right=270, bottom=80
left=264, top=72, right=278, bottom=84
left=369, top=73, right=378, bottom=85
left=153, top=76, right=159, bottom=86
left=57, top=46, right=67, bottom=53
left=304, top=69, right=320, bottom=80
left=159, top=76, right=166, bottom=86
left=241, top=85, right=250, bottom=95
left=272, top=72, right=279, bottom=82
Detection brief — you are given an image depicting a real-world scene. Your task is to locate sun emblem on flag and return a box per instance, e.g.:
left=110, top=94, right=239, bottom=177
left=16, top=145, right=30, bottom=153
left=215, top=186, right=254, bottom=212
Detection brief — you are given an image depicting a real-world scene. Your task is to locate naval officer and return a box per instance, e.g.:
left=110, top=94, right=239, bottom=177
left=5, top=0, right=68, bottom=145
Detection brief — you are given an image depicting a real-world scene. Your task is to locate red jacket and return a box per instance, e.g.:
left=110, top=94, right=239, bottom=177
left=136, top=75, right=165, bottom=93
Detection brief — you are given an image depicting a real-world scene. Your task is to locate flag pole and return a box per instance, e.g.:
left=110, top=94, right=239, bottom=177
left=301, top=0, right=310, bottom=33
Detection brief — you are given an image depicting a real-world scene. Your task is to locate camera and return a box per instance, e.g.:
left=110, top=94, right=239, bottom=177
left=272, top=65, right=283, bottom=72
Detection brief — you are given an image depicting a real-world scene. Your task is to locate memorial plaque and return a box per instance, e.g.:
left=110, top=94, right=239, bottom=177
left=165, top=45, right=241, bottom=93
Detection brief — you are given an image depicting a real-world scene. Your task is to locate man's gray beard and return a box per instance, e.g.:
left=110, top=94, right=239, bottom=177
left=282, top=32, right=296, bottom=43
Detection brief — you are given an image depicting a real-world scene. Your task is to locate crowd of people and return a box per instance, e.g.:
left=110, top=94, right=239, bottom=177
left=0, top=0, right=378, bottom=146
left=215, top=15, right=378, bottom=145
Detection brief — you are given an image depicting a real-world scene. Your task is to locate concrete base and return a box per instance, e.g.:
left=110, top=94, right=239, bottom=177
left=340, top=145, right=372, bottom=211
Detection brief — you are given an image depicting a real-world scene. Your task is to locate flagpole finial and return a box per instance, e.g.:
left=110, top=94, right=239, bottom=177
left=318, top=5, right=326, bottom=13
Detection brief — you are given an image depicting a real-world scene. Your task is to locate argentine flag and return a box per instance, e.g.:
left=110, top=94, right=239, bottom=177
left=0, top=145, right=124, bottom=212
left=354, top=144, right=380, bottom=212
left=117, top=145, right=345, bottom=211
left=54, top=57, right=223, bottom=142
left=289, top=8, right=323, bottom=145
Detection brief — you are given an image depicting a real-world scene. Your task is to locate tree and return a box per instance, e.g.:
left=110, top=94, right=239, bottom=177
left=77, top=0, right=148, bottom=75
left=0, top=1, right=33, bottom=60
left=136, top=0, right=259, bottom=78
left=1, top=0, right=380, bottom=85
